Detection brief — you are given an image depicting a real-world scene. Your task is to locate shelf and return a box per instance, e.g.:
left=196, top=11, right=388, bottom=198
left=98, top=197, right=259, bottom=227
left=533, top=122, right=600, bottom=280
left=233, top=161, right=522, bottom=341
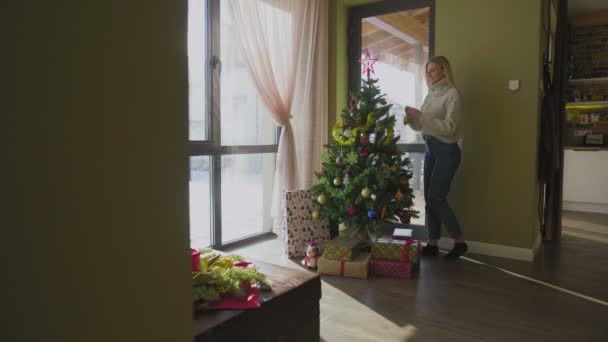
left=565, top=146, right=608, bottom=151
left=569, top=77, right=608, bottom=83
left=566, top=101, right=608, bottom=110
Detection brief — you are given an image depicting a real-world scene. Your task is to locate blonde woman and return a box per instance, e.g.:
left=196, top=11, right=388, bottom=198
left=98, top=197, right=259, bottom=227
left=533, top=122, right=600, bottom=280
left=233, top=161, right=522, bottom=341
left=405, top=56, right=467, bottom=260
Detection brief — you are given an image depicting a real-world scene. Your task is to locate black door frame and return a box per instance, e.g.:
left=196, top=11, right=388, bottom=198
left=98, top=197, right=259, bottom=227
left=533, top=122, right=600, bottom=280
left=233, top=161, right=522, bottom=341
left=347, top=0, right=436, bottom=232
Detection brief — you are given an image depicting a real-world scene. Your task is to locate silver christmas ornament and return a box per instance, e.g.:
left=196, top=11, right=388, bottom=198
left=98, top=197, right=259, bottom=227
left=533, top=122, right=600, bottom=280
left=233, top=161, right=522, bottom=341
left=369, top=133, right=376, bottom=144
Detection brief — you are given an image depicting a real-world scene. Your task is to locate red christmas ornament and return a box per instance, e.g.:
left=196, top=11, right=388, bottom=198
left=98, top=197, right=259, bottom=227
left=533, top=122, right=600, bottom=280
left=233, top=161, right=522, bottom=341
left=400, top=177, right=410, bottom=189
left=369, top=97, right=375, bottom=103
left=359, top=135, right=369, bottom=144
left=350, top=98, right=356, bottom=106
left=360, top=149, right=369, bottom=158
left=355, top=119, right=361, bottom=126
left=400, top=214, right=411, bottom=224
left=347, top=206, right=357, bottom=216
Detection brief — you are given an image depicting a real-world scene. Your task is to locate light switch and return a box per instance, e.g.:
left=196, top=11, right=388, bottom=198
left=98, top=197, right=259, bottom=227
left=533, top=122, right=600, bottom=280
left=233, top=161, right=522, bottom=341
left=509, top=80, right=520, bottom=91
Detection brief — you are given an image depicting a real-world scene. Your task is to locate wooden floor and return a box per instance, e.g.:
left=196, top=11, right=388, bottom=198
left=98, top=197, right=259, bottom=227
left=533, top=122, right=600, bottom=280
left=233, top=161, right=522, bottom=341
left=562, top=210, right=608, bottom=243
left=226, top=232, right=608, bottom=341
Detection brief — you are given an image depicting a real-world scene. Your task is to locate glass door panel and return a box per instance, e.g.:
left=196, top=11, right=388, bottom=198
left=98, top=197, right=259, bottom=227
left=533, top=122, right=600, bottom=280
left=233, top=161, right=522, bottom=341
left=361, top=7, right=430, bottom=145
left=356, top=5, right=433, bottom=226
left=221, top=153, right=275, bottom=243
left=190, top=156, right=211, bottom=248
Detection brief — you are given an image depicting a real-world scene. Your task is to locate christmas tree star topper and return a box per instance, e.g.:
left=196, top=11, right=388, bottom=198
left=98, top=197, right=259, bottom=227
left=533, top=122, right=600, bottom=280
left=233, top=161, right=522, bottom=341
left=359, top=49, right=378, bottom=79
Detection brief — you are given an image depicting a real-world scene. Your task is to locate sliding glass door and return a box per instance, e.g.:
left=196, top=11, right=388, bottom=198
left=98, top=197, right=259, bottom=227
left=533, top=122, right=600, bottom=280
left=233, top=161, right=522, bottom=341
left=188, top=0, right=277, bottom=249
left=349, top=0, right=435, bottom=226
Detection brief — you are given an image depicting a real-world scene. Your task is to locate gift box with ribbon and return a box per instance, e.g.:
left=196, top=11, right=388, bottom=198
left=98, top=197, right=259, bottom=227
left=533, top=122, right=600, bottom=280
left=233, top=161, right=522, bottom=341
left=370, top=240, right=420, bottom=279
left=370, top=259, right=417, bottom=279
left=317, top=252, right=370, bottom=279
left=408, top=240, right=421, bottom=264
left=322, top=237, right=362, bottom=261
left=371, top=238, right=409, bottom=262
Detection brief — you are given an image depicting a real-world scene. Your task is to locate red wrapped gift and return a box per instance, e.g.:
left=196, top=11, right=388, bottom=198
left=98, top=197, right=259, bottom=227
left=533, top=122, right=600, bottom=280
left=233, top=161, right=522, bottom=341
left=204, top=282, right=260, bottom=310
left=370, top=259, right=417, bottom=279
left=191, top=249, right=201, bottom=272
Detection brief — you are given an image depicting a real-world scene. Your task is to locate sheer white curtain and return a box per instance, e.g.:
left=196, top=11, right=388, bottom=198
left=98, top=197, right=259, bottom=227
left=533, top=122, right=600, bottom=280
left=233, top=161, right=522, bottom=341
left=229, top=0, right=328, bottom=233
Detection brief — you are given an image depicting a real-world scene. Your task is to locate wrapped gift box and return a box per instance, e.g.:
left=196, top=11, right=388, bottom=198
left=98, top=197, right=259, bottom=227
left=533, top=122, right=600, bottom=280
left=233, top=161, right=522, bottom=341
left=370, top=259, right=417, bottom=279
left=371, top=238, right=409, bottom=262
left=408, top=240, right=421, bottom=264
left=282, top=190, right=331, bottom=258
left=323, top=237, right=362, bottom=261
left=372, top=239, right=421, bottom=263
left=317, top=252, right=371, bottom=279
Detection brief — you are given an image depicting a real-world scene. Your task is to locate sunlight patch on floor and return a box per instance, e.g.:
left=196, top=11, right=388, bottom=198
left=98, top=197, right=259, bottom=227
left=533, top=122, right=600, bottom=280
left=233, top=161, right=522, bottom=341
left=320, top=280, right=417, bottom=342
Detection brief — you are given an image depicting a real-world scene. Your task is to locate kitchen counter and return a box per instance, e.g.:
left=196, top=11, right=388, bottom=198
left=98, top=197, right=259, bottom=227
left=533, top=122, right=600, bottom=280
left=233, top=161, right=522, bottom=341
left=563, top=149, right=608, bottom=214
left=564, top=146, right=608, bottom=151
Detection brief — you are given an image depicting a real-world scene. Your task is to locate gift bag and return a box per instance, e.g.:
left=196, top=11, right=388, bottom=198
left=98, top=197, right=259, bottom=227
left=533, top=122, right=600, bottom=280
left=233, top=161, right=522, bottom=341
left=282, top=190, right=331, bottom=258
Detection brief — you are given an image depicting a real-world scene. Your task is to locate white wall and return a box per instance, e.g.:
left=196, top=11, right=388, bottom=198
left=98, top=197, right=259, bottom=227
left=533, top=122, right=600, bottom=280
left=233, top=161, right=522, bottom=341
left=563, top=150, right=608, bottom=214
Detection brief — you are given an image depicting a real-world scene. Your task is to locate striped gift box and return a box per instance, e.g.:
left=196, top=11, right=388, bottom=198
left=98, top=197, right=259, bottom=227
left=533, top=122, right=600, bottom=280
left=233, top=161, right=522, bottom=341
left=370, top=259, right=417, bottom=279
left=371, top=238, right=408, bottom=261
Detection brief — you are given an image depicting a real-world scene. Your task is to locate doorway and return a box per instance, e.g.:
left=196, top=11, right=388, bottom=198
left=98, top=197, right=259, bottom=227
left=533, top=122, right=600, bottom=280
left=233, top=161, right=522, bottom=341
left=348, top=0, right=435, bottom=227
left=561, top=1, right=608, bottom=243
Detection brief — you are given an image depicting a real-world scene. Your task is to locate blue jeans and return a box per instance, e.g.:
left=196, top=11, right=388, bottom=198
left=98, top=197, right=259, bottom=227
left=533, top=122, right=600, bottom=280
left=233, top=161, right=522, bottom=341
left=424, top=136, right=462, bottom=240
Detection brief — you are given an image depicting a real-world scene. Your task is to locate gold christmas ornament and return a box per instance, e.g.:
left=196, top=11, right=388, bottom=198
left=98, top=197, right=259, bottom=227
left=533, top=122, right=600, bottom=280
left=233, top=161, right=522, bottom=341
left=311, top=210, right=320, bottom=220
left=361, top=187, right=372, bottom=198
left=382, top=165, right=391, bottom=177
left=333, top=177, right=343, bottom=186
left=390, top=165, right=398, bottom=173
left=395, top=191, right=404, bottom=201
left=317, top=194, right=327, bottom=205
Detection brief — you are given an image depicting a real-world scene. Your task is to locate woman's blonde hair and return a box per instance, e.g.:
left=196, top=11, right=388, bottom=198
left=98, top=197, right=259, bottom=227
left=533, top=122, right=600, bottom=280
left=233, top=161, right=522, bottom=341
left=426, top=56, right=455, bottom=87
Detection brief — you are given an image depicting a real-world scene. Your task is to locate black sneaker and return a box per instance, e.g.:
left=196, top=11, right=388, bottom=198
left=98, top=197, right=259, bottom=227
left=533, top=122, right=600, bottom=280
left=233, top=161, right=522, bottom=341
left=444, top=242, right=468, bottom=260
left=422, top=244, right=439, bottom=257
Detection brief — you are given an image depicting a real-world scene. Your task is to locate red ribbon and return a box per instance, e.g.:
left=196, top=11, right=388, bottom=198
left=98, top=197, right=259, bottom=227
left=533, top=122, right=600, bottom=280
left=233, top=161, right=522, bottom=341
left=401, top=240, right=412, bottom=263
left=339, top=260, right=345, bottom=276
left=337, top=249, right=350, bottom=261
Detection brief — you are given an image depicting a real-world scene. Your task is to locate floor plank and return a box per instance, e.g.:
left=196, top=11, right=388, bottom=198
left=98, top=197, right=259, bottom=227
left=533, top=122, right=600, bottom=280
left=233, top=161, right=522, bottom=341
left=226, top=233, right=608, bottom=341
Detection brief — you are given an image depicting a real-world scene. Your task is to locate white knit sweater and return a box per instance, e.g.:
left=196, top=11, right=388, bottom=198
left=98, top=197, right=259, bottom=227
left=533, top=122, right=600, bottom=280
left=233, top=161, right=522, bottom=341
left=409, top=78, right=463, bottom=144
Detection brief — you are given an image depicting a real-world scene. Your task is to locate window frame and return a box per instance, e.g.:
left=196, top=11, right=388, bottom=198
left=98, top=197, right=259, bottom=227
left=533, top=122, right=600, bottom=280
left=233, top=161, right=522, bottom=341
left=189, top=0, right=279, bottom=249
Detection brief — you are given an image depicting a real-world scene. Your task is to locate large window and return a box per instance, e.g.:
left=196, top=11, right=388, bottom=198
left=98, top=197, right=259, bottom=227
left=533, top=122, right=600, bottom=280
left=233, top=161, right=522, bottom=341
left=188, top=0, right=277, bottom=249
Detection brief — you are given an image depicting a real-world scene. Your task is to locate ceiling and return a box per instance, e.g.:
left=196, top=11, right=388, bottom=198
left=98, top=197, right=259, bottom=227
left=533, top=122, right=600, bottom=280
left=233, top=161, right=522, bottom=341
left=569, top=0, right=608, bottom=16
left=361, top=8, right=430, bottom=71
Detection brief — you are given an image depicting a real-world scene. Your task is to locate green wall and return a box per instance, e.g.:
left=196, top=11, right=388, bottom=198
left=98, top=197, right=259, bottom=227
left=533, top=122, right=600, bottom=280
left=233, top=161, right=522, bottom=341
left=330, top=0, right=543, bottom=249
left=435, top=0, right=542, bottom=249
left=6, top=1, right=192, bottom=341
left=329, top=0, right=382, bottom=138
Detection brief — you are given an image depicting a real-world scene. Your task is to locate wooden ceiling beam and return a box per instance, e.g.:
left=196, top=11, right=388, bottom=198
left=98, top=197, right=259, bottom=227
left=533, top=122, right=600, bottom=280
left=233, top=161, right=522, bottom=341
left=365, top=17, right=428, bottom=53
left=373, top=13, right=429, bottom=45
left=363, top=35, right=402, bottom=51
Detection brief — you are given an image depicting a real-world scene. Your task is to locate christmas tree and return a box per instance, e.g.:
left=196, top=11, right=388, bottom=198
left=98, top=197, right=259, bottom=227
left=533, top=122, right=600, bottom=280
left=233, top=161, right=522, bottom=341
left=310, top=59, right=418, bottom=239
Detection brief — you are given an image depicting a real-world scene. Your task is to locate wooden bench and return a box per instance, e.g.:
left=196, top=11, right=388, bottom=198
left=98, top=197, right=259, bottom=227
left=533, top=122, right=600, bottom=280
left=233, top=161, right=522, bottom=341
left=193, top=260, right=321, bottom=341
